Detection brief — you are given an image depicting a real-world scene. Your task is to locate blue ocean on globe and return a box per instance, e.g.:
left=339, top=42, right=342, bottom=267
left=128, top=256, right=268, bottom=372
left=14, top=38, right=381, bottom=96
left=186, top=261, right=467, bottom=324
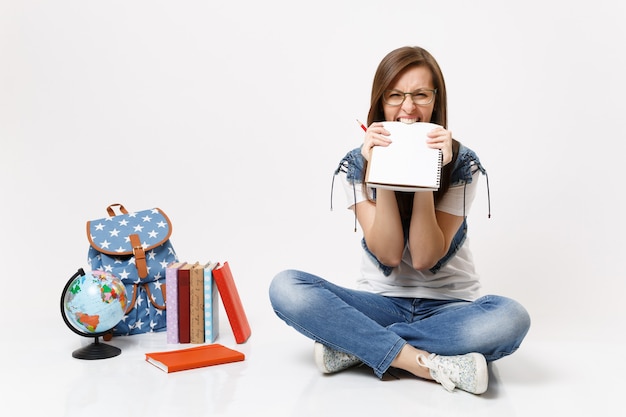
left=63, top=270, right=128, bottom=334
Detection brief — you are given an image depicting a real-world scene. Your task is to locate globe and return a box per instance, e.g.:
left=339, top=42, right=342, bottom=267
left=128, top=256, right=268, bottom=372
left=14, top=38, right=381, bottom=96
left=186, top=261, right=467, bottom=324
left=60, top=268, right=128, bottom=359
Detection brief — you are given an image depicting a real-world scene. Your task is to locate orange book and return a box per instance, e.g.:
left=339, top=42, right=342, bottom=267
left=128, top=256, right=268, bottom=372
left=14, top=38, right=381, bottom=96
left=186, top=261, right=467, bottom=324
left=213, top=262, right=251, bottom=344
left=145, top=343, right=245, bottom=373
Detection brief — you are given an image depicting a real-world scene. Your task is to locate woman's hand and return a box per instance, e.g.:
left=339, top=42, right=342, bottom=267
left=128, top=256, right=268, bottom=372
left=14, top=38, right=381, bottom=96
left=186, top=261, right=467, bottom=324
left=427, top=127, right=453, bottom=165
left=360, top=122, right=391, bottom=161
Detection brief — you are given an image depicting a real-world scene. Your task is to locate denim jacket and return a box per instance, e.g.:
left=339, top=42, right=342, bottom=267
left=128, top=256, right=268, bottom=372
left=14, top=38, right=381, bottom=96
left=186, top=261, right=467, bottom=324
left=332, top=144, right=488, bottom=276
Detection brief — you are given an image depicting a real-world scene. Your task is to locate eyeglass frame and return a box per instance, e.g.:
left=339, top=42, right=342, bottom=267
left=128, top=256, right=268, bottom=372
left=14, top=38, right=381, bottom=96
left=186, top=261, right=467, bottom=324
left=382, top=88, right=437, bottom=106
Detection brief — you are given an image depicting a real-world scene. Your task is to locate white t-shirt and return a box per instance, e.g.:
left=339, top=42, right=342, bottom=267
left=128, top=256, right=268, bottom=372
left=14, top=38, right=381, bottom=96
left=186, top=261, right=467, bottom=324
left=340, top=169, right=482, bottom=301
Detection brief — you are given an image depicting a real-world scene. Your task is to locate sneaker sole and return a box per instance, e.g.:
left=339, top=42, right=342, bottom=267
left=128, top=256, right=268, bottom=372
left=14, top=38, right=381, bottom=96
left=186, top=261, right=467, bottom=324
left=471, top=353, right=489, bottom=395
left=313, top=342, right=361, bottom=374
left=313, top=342, right=331, bottom=373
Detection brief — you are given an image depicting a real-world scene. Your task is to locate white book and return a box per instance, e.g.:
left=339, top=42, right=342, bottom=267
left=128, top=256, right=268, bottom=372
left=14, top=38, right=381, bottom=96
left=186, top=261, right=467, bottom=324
left=365, top=122, right=443, bottom=191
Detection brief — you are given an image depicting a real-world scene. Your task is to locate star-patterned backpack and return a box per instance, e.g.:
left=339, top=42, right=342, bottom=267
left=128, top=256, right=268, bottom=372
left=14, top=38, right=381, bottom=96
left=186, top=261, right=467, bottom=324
left=86, top=204, right=178, bottom=336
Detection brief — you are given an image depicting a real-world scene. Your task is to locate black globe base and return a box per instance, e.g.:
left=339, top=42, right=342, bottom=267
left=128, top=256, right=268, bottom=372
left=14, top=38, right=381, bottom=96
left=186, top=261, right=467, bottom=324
left=72, top=336, right=121, bottom=360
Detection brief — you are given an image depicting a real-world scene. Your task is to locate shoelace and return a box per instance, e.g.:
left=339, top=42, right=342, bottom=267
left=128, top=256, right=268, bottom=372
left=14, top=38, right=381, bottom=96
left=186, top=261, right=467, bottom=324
left=417, top=353, right=457, bottom=392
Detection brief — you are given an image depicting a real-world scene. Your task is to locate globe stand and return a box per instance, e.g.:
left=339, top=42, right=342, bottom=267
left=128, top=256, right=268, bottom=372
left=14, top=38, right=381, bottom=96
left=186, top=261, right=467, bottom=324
left=72, top=336, right=121, bottom=360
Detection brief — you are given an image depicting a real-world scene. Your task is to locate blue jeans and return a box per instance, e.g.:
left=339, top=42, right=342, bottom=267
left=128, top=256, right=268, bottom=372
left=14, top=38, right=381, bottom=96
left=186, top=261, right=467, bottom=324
left=269, top=269, right=531, bottom=379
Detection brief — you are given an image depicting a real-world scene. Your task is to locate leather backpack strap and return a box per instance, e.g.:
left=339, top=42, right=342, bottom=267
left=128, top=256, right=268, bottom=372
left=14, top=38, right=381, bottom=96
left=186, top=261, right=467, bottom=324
left=129, top=233, right=148, bottom=279
left=143, top=283, right=166, bottom=311
left=124, top=284, right=138, bottom=315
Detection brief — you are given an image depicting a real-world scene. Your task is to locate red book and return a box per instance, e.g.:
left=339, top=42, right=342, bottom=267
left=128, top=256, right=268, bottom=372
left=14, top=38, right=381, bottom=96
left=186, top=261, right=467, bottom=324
left=177, top=263, right=194, bottom=343
left=145, top=343, right=245, bottom=373
left=213, top=262, right=251, bottom=344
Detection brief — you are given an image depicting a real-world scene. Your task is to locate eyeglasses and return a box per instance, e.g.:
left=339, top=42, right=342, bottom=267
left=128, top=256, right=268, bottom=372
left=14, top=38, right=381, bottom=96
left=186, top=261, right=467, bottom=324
left=382, top=88, right=437, bottom=106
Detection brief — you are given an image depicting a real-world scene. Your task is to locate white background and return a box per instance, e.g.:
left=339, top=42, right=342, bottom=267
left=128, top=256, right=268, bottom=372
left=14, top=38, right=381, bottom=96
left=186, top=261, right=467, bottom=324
left=1, top=0, right=625, bottom=351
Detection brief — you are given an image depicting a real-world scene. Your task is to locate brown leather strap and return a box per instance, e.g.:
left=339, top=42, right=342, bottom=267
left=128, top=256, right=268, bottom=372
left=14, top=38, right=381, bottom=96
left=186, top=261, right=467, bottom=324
left=124, top=284, right=138, bottom=315
left=143, top=284, right=166, bottom=310
left=129, top=234, right=148, bottom=279
left=124, top=284, right=166, bottom=314
left=106, top=203, right=128, bottom=217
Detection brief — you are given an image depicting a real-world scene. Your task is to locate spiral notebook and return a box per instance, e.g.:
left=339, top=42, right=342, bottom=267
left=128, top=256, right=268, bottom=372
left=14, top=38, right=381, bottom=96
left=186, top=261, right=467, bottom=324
left=365, top=122, right=443, bottom=191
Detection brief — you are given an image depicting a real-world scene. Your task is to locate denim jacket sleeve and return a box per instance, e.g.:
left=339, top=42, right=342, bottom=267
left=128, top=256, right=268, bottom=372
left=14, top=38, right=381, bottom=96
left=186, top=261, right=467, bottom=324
left=332, top=144, right=488, bottom=276
left=333, top=147, right=365, bottom=183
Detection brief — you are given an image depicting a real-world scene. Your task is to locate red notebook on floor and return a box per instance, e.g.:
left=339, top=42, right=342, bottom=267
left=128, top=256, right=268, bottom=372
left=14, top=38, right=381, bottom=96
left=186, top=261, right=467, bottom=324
left=145, top=343, right=245, bottom=373
left=213, top=262, right=252, bottom=344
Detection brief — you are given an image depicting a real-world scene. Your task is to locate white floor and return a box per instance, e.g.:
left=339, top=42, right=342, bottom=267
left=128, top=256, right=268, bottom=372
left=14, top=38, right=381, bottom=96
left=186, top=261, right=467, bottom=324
left=3, top=308, right=623, bottom=417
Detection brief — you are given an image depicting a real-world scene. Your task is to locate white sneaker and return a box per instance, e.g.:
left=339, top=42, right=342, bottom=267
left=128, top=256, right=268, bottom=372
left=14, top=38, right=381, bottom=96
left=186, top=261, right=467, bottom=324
left=314, top=342, right=361, bottom=374
left=417, top=352, right=488, bottom=394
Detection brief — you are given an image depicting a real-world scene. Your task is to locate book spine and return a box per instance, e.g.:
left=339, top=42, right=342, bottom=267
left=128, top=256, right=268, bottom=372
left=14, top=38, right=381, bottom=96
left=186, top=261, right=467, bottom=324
left=190, top=264, right=205, bottom=344
left=177, top=266, right=191, bottom=343
left=165, top=263, right=182, bottom=344
left=204, top=265, right=219, bottom=343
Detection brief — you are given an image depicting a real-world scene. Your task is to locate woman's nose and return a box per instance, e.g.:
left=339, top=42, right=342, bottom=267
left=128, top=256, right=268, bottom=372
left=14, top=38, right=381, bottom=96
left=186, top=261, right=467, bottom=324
left=401, top=95, right=417, bottom=112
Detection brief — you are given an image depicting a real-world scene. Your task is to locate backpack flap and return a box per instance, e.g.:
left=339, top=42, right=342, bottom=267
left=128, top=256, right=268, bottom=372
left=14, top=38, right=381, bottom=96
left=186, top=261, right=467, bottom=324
left=87, top=206, right=173, bottom=279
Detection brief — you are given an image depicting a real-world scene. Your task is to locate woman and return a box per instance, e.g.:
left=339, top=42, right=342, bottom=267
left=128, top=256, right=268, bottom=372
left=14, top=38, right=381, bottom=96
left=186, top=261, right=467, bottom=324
left=269, top=46, right=530, bottom=395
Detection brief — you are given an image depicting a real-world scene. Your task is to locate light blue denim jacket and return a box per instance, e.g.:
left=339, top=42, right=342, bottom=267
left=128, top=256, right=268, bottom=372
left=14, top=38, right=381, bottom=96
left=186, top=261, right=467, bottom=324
left=332, top=144, right=488, bottom=275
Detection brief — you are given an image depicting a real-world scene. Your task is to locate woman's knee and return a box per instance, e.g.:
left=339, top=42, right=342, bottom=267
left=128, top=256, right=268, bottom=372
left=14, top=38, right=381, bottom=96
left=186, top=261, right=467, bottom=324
left=268, top=270, right=293, bottom=305
left=471, top=295, right=531, bottom=344
left=269, top=269, right=312, bottom=311
left=485, top=295, right=531, bottom=352
left=499, top=296, right=531, bottom=334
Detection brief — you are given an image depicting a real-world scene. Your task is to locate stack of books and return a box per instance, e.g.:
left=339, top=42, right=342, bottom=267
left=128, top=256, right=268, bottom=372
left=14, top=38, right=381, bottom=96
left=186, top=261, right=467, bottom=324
left=165, top=261, right=251, bottom=345
left=145, top=261, right=251, bottom=373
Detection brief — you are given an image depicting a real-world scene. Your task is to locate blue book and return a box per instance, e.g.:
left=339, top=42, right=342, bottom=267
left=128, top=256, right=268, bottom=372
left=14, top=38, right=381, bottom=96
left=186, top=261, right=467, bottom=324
left=203, top=261, right=220, bottom=343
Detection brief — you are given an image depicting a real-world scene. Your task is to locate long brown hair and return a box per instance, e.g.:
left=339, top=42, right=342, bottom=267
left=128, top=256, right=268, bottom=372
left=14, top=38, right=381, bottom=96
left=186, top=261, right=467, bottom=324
left=363, top=46, right=459, bottom=218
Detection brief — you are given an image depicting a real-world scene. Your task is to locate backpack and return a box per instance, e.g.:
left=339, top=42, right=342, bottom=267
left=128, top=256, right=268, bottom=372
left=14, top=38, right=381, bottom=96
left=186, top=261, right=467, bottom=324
left=86, top=204, right=178, bottom=336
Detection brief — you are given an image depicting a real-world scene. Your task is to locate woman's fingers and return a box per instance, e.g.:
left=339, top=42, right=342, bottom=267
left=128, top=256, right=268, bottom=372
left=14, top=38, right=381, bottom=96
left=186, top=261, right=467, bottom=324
left=361, top=123, right=391, bottom=161
left=427, top=127, right=453, bottom=165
